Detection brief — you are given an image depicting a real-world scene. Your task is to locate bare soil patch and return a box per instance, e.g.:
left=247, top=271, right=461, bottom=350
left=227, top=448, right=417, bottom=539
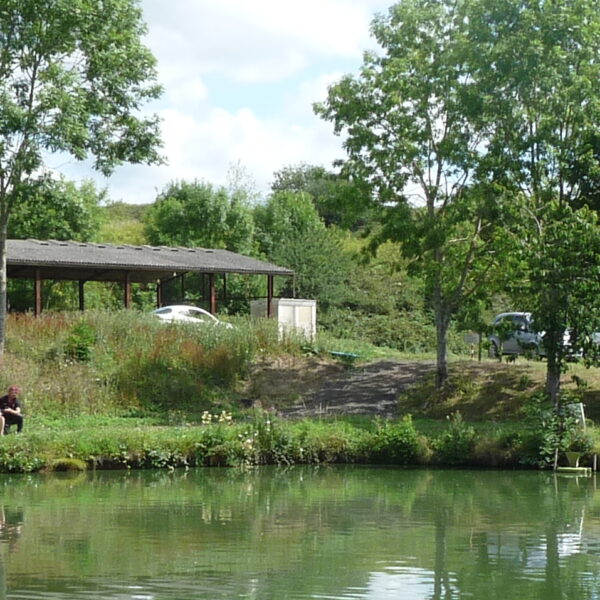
left=245, top=356, right=435, bottom=418
left=244, top=355, right=600, bottom=421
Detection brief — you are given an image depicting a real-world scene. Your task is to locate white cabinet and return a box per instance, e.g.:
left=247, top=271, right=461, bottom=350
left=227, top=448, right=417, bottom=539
left=250, top=298, right=316, bottom=340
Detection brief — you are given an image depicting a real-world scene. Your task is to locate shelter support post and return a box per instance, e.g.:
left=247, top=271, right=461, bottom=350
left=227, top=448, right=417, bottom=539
left=180, top=273, right=185, bottom=303
left=79, top=281, right=85, bottom=311
left=34, top=268, right=42, bottom=316
left=209, top=273, right=217, bottom=314
left=156, top=279, right=163, bottom=308
left=124, top=272, right=132, bottom=309
left=267, top=275, right=274, bottom=318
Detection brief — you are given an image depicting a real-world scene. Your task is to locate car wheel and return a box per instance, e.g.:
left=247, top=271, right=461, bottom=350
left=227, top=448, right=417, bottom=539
left=488, top=341, right=500, bottom=359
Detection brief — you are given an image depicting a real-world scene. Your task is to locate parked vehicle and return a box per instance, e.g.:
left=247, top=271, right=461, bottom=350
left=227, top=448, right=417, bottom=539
left=488, top=312, right=580, bottom=359
left=150, top=305, right=233, bottom=328
left=488, top=312, right=542, bottom=358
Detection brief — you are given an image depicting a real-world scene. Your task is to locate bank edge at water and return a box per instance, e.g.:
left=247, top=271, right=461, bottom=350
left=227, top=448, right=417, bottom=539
left=0, top=412, right=595, bottom=473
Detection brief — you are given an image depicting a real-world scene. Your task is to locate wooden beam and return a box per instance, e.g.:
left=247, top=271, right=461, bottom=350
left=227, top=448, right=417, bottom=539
left=209, top=273, right=217, bottom=314
left=34, top=269, right=42, bottom=316
left=156, top=279, right=163, bottom=308
left=79, top=281, right=85, bottom=311
left=124, top=272, right=132, bottom=308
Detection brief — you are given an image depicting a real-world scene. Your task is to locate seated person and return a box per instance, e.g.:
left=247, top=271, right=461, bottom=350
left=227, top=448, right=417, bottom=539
left=0, top=386, right=23, bottom=434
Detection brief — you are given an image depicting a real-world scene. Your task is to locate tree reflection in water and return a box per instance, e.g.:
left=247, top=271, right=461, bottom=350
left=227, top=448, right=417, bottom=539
left=0, top=468, right=595, bottom=599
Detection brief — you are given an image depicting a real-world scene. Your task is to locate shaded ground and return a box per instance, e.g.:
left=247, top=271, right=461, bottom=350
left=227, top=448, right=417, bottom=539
left=245, top=355, right=600, bottom=421
left=246, top=357, right=436, bottom=418
left=281, top=360, right=436, bottom=418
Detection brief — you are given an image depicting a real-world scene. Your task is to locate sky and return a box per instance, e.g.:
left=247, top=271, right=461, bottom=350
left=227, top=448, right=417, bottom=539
left=51, top=0, right=392, bottom=205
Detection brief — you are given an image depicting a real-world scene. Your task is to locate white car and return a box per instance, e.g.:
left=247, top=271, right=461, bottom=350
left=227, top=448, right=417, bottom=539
left=151, top=305, right=232, bottom=328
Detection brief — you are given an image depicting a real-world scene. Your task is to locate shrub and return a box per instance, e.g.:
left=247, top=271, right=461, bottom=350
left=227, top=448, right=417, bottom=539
left=518, top=391, right=592, bottom=468
left=433, top=412, right=476, bottom=466
left=370, top=415, right=421, bottom=464
left=65, top=320, right=97, bottom=362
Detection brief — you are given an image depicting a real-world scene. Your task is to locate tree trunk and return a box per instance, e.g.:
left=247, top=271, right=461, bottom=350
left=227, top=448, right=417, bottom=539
left=436, top=313, right=449, bottom=388
left=544, top=328, right=562, bottom=407
left=0, top=218, right=7, bottom=355
left=433, top=277, right=450, bottom=388
left=545, top=356, right=561, bottom=408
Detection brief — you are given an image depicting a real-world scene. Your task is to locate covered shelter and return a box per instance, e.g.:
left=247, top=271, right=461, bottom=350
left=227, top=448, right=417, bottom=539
left=6, top=239, right=294, bottom=316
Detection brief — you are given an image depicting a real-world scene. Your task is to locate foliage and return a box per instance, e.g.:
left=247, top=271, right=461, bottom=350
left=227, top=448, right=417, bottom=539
left=502, top=201, right=600, bottom=403
left=433, top=412, right=477, bottom=466
left=518, top=392, right=592, bottom=468
left=271, top=163, right=375, bottom=230
left=144, top=180, right=255, bottom=254
left=97, top=201, right=150, bottom=245
left=9, top=177, right=105, bottom=241
left=255, top=191, right=354, bottom=308
left=254, top=190, right=324, bottom=256
left=369, top=415, right=422, bottom=464
left=0, top=0, right=163, bottom=352
left=65, top=320, right=98, bottom=362
left=465, top=0, right=600, bottom=403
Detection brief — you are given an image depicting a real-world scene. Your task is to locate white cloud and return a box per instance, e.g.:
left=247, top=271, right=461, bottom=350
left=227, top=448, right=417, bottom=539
left=143, top=0, right=387, bottom=84
left=49, top=0, right=392, bottom=204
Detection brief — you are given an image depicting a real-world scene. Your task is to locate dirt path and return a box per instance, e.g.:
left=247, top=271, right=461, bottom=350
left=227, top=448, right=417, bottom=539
left=279, top=360, right=436, bottom=418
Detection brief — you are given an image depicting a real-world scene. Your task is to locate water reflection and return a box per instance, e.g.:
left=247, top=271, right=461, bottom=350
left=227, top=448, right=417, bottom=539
left=0, top=468, right=597, bottom=599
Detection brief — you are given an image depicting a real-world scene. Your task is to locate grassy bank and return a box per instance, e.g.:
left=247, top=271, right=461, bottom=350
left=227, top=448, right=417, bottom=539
left=1, top=406, right=597, bottom=473
left=1, top=310, right=599, bottom=473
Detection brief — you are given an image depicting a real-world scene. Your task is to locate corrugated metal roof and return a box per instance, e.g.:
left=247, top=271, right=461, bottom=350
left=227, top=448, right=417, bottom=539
left=7, top=239, right=293, bottom=283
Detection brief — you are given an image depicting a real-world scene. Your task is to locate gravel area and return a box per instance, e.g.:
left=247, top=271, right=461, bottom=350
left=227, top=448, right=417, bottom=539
left=280, top=360, right=435, bottom=418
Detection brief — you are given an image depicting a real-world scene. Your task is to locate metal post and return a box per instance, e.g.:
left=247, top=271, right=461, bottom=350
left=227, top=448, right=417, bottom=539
left=267, top=275, right=274, bottom=318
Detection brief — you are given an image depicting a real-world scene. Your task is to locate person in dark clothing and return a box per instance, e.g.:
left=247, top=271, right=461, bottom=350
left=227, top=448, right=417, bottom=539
left=0, top=386, right=23, bottom=434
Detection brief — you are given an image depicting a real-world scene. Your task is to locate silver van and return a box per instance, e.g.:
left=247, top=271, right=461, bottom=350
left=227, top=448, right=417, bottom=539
left=488, top=312, right=542, bottom=358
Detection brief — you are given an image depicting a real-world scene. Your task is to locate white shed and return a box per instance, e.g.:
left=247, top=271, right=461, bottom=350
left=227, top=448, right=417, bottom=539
left=250, top=298, right=317, bottom=340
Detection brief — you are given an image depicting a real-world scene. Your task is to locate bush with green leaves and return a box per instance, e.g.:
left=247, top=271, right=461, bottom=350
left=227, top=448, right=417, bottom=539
left=518, top=392, right=591, bottom=468
left=369, top=415, right=422, bottom=464
left=433, top=412, right=476, bottom=466
left=65, top=321, right=98, bottom=362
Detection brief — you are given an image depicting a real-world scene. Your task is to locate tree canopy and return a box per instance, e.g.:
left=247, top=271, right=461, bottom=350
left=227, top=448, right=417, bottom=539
left=144, top=180, right=255, bottom=254
left=9, top=177, right=105, bottom=241
left=315, top=0, right=506, bottom=386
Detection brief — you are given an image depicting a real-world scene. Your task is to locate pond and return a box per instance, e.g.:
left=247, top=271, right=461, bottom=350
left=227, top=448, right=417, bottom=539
left=0, top=467, right=598, bottom=599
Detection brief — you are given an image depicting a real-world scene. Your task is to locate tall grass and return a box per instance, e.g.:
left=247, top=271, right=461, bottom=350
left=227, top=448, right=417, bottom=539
left=2, top=311, right=305, bottom=418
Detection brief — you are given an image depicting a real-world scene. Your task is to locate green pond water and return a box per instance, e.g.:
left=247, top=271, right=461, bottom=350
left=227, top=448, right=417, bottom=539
left=0, top=467, right=598, bottom=599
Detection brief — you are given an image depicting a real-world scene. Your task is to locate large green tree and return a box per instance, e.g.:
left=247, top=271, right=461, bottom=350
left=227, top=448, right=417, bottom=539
left=271, top=163, right=374, bottom=230
left=0, top=0, right=163, bottom=351
left=315, top=0, right=507, bottom=386
left=469, top=0, right=600, bottom=402
left=254, top=191, right=352, bottom=308
left=145, top=180, right=255, bottom=254
left=9, top=177, right=105, bottom=241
